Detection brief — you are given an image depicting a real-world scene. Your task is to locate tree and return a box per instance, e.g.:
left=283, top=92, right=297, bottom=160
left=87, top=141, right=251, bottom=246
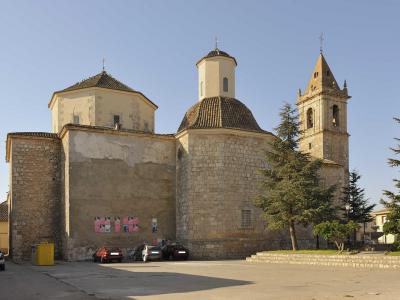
left=309, top=185, right=337, bottom=249
left=341, top=170, right=376, bottom=244
left=313, top=221, right=359, bottom=253
left=255, top=103, right=336, bottom=251
left=381, top=118, right=400, bottom=244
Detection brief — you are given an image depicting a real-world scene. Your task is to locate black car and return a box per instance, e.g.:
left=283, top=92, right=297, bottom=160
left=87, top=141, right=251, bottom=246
left=130, top=244, right=145, bottom=261
left=162, top=244, right=189, bottom=260
left=0, top=251, right=5, bottom=271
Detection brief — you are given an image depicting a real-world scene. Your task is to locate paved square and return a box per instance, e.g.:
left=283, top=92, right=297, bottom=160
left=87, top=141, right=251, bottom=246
left=2, top=260, right=400, bottom=299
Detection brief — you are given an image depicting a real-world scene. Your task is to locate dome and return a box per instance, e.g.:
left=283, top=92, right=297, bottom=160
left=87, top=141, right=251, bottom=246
left=178, top=97, right=267, bottom=134
left=196, top=48, right=237, bottom=66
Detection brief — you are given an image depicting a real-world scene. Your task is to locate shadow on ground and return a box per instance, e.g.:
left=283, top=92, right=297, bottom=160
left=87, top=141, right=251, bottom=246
left=35, top=261, right=252, bottom=299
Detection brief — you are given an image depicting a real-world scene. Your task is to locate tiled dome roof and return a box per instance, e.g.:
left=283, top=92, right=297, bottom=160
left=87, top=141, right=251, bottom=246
left=178, top=97, right=267, bottom=134
left=196, top=48, right=237, bottom=65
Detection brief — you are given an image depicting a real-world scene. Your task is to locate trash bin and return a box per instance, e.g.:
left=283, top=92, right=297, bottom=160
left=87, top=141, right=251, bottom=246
left=32, top=242, right=54, bottom=266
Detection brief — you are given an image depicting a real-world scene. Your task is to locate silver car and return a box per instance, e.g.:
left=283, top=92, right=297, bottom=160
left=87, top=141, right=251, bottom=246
left=142, top=245, right=162, bottom=262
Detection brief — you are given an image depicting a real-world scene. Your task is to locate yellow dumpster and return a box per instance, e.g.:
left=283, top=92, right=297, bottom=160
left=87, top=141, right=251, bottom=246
left=32, top=242, right=54, bottom=266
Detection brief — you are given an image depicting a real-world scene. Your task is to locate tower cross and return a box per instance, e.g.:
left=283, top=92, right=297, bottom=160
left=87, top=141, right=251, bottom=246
left=319, top=33, right=324, bottom=54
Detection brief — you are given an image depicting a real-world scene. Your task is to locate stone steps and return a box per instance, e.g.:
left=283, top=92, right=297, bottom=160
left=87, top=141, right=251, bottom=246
left=246, top=252, right=400, bottom=269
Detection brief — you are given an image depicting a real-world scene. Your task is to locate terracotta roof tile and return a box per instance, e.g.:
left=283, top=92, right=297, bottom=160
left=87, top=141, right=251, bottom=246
left=7, top=132, right=59, bottom=139
left=197, top=48, right=237, bottom=65
left=178, top=97, right=269, bottom=134
left=58, top=71, right=135, bottom=93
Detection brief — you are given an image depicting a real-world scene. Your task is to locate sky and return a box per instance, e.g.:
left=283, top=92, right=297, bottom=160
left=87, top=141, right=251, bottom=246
left=0, top=0, right=399, bottom=207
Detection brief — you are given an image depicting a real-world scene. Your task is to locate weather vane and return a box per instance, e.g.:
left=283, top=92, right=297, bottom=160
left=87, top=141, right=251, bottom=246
left=319, top=33, right=324, bottom=54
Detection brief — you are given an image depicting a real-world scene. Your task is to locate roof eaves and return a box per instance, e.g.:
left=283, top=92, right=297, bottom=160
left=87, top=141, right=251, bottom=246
left=49, top=87, right=158, bottom=109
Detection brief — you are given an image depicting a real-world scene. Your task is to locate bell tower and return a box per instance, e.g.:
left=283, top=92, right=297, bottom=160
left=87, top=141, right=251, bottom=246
left=297, top=53, right=350, bottom=172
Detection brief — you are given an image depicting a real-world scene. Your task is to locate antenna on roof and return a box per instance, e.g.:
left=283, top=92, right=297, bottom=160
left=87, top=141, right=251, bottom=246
left=215, top=36, right=219, bottom=50
left=102, top=58, right=106, bottom=72
left=319, top=33, right=324, bottom=54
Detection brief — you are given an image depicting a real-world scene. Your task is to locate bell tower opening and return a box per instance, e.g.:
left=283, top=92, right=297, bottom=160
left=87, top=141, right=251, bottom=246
left=332, top=105, right=339, bottom=127
left=306, top=108, right=314, bottom=129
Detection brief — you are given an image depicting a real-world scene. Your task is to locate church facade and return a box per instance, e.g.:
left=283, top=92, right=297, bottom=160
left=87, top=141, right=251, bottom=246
left=6, top=48, right=349, bottom=262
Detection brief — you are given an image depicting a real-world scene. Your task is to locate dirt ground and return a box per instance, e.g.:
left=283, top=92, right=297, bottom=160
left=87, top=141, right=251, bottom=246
left=1, top=260, right=399, bottom=299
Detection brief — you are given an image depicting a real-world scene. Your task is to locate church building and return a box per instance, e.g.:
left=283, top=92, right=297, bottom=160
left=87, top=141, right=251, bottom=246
left=5, top=48, right=350, bottom=262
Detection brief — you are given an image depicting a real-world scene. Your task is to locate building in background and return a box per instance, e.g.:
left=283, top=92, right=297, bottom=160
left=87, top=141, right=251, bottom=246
left=372, top=209, right=395, bottom=244
left=0, top=200, right=8, bottom=254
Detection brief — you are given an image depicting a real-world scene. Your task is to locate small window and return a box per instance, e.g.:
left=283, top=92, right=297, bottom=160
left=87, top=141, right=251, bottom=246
left=327, top=70, right=331, bottom=76
left=200, top=81, right=203, bottom=96
left=332, top=105, right=339, bottom=127
left=306, top=108, right=313, bottom=129
left=223, top=77, right=228, bottom=92
left=308, top=143, right=312, bottom=150
left=241, top=210, right=252, bottom=228
left=177, top=148, right=183, bottom=160
left=73, top=115, right=79, bottom=124
left=144, top=122, right=149, bottom=132
left=113, top=115, right=120, bottom=125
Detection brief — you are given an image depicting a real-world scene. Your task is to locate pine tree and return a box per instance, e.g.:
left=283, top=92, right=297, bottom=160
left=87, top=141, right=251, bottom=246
left=255, top=103, right=336, bottom=250
left=381, top=118, right=400, bottom=242
left=341, top=170, right=375, bottom=244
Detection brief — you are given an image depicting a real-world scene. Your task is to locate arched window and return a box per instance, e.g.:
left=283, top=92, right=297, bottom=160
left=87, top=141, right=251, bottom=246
left=223, top=77, right=228, bottom=92
left=200, top=81, right=203, bottom=96
left=307, top=108, right=313, bottom=129
left=332, top=105, right=339, bottom=127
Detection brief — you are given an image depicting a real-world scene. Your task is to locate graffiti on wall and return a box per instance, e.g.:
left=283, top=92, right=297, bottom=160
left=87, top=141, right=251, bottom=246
left=94, top=216, right=140, bottom=233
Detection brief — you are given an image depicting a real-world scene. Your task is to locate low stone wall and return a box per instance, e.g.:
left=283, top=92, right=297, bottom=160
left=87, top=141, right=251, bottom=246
left=246, top=252, right=400, bottom=269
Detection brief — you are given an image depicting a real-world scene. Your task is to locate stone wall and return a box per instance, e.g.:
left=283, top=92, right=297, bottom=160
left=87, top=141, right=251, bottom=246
left=176, top=129, right=315, bottom=259
left=61, top=128, right=176, bottom=260
left=320, top=163, right=347, bottom=207
left=8, top=135, right=61, bottom=262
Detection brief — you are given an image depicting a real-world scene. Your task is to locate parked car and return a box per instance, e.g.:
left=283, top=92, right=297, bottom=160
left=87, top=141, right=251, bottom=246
left=143, top=245, right=162, bottom=262
left=128, top=245, right=144, bottom=261
left=0, top=250, right=5, bottom=271
left=162, top=244, right=189, bottom=260
left=131, top=244, right=162, bottom=262
left=93, top=247, right=123, bottom=263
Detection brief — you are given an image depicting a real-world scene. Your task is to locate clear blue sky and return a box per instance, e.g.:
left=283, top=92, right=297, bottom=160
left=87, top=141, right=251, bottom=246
left=0, top=1, right=399, bottom=206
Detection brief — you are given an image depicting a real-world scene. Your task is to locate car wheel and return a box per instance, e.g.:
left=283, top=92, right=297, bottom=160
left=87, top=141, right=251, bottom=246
left=118, top=258, right=122, bottom=263
left=0, top=264, right=4, bottom=271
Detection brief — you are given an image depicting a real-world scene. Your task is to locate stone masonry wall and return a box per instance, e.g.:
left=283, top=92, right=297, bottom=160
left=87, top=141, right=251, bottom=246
left=63, top=129, right=176, bottom=261
left=176, top=130, right=317, bottom=259
left=9, top=136, right=61, bottom=262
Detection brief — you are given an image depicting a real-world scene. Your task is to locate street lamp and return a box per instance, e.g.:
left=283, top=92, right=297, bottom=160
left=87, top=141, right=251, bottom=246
left=345, top=204, right=351, bottom=221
